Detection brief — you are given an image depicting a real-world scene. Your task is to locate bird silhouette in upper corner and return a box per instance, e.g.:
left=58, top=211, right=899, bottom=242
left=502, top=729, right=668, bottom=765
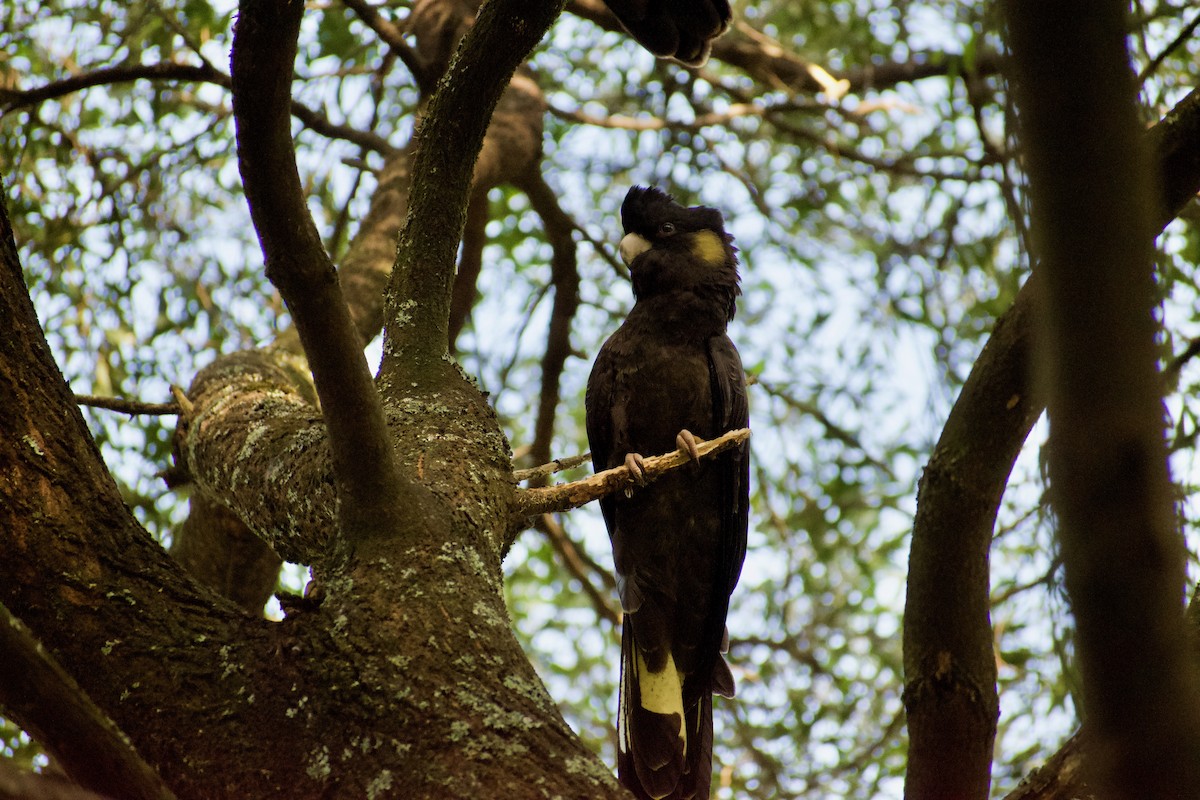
left=602, top=0, right=733, bottom=67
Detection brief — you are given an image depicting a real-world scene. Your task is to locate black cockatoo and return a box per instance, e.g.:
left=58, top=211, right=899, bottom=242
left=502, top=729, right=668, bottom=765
left=602, top=0, right=732, bottom=66
left=585, top=186, right=749, bottom=799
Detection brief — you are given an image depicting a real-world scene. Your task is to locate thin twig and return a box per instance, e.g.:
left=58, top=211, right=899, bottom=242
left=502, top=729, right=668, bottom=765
left=75, top=394, right=182, bottom=416
left=1137, top=8, right=1200, bottom=85
left=513, top=452, right=593, bottom=483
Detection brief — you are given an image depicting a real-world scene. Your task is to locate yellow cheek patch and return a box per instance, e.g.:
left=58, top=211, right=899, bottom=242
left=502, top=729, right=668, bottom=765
left=688, top=229, right=727, bottom=267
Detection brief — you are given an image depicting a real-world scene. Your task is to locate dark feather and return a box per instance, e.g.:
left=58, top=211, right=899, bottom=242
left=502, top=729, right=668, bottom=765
left=602, top=0, right=732, bottom=66
left=586, top=185, right=749, bottom=800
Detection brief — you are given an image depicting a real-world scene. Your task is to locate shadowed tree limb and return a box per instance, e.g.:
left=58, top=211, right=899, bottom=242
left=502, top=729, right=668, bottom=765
left=339, top=149, right=413, bottom=343
left=169, top=493, right=284, bottom=614
left=0, top=602, right=177, bottom=800
left=340, top=0, right=434, bottom=94
left=1001, top=732, right=1087, bottom=800
left=1002, top=580, right=1200, bottom=800
left=903, top=276, right=1038, bottom=800
left=0, top=60, right=393, bottom=153
left=903, top=83, right=1200, bottom=800
left=537, top=514, right=622, bottom=625
left=1005, top=1, right=1200, bottom=794
left=448, top=191, right=490, bottom=351
left=0, top=761, right=128, bottom=800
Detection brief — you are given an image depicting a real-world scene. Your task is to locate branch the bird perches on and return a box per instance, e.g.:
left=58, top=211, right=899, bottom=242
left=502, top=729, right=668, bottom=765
left=512, top=428, right=751, bottom=519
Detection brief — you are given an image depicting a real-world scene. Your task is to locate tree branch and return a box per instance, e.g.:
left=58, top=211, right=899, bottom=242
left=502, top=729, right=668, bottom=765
left=0, top=602, right=177, bottom=800
left=169, top=493, right=283, bottom=614
left=512, top=428, right=751, bottom=518
left=0, top=760, right=126, bottom=800
left=1005, top=2, right=1200, bottom=794
left=1146, top=87, right=1200, bottom=231
left=74, top=394, right=181, bottom=416
left=902, top=276, right=1037, bottom=800
left=448, top=190, right=490, bottom=351
left=902, top=83, right=1200, bottom=800
left=341, top=0, right=434, bottom=95
left=537, top=514, right=621, bottom=625
left=565, top=0, right=1001, bottom=95
left=231, top=0, right=426, bottom=548
left=379, top=0, right=565, bottom=382
left=518, top=169, right=581, bottom=475
left=1137, top=8, right=1200, bottom=84
left=0, top=60, right=393, bottom=154
left=0, top=62, right=223, bottom=115
left=338, top=148, right=413, bottom=343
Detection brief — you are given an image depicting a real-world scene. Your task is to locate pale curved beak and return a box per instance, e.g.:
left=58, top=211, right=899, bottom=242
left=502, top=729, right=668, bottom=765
left=619, top=233, right=651, bottom=266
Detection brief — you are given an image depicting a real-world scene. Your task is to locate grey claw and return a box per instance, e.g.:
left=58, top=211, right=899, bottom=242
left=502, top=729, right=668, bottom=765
left=623, top=452, right=647, bottom=492
left=676, top=429, right=701, bottom=464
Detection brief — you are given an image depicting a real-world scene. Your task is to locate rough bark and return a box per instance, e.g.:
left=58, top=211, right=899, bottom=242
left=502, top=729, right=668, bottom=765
left=0, top=601, right=175, bottom=800
left=169, top=494, right=283, bottom=614
left=1001, top=733, right=1089, bottom=800
left=0, top=190, right=294, bottom=796
left=382, top=1, right=560, bottom=382
left=233, top=0, right=422, bottom=549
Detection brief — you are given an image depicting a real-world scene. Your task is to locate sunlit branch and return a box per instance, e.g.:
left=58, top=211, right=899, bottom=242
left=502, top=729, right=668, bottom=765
left=74, top=394, right=181, bottom=417
left=513, top=452, right=593, bottom=483
left=565, top=0, right=1000, bottom=94
left=512, top=428, right=751, bottom=518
